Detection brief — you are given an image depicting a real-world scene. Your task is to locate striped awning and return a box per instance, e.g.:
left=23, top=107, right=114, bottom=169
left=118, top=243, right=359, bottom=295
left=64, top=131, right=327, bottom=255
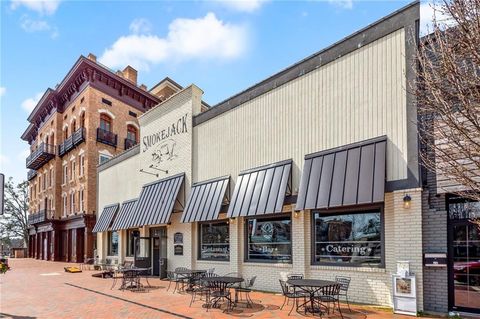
left=110, top=199, right=138, bottom=231
left=296, top=136, right=386, bottom=211
left=131, top=173, right=185, bottom=227
left=181, top=176, right=230, bottom=223
left=92, top=203, right=119, bottom=233
left=227, top=159, right=292, bottom=218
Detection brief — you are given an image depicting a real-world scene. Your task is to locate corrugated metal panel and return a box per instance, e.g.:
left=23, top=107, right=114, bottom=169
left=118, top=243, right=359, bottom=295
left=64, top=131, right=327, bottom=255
left=92, top=203, right=119, bottom=233
left=227, top=160, right=292, bottom=218
left=132, top=173, right=185, bottom=227
left=296, top=137, right=386, bottom=210
left=181, top=176, right=229, bottom=223
left=193, top=29, right=407, bottom=189
left=111, top=199, right=138, bottom=231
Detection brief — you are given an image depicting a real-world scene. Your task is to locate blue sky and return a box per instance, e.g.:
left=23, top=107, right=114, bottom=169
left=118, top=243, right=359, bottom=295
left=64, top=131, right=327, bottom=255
left=1, top=0, right=427, bottom=184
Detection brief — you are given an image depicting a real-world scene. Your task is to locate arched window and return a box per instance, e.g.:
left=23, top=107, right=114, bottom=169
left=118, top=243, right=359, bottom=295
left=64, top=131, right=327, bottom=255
left=64, top=127, right=69, bottom=140
left=72, top=120, right=77, bottom=133
left=100, top=114, right=112, bottom=132
left=127, top=125, right=138, bottom=142
left=80, top=113, right=85, bottom=128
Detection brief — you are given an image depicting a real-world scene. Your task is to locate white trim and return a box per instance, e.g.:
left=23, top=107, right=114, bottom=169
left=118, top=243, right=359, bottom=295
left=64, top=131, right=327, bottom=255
left=62, top=160, right=68, bottom=165
left=63, top=123, right=69, bottom=130
left=98, top=149, right=113, bottom=157
left=126, top=121, right=140, bottom=130
left=78, top=148, right=85, bottom=156
left=69, top=154, right=75, bottom=161
left=70, top=116, right=77, bottom=125
left=79, top=107, right=86, bottom=115
left=98, top=109, right=116, bottom=119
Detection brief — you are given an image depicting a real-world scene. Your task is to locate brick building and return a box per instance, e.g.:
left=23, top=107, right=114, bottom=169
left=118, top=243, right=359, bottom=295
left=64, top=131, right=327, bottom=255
left=94, top=2, right=471, bottom=315
left=21, top=54, right=181, bottom=262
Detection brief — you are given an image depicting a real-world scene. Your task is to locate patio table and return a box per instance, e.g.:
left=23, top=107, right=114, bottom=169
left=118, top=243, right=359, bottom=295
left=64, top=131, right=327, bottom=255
left=202, top=276, right=244, bottom=310
left=117, top=267, right=151, bottom=291
left=175, top=269, right=207, bottom=291
left=286, top=278, right=336, bottom=315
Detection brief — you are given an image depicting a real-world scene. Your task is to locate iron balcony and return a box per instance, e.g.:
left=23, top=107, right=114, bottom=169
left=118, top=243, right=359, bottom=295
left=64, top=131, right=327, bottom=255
left=58, top=127, right=86, bottom=157
left=27, top=169, right=37, bottom=181
left=124, top=137, right=137, bottom=150
left=26, top=143, right=56, bottom=170
left=97, top=128, right=117, bottom=147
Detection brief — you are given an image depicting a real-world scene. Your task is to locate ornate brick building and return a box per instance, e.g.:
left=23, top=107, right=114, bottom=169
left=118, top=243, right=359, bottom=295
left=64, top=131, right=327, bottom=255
left=22, top=54, right=181, bottom=262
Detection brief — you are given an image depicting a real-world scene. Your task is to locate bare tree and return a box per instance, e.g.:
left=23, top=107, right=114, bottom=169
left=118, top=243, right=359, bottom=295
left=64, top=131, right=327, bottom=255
left=415, top=0, right=480, bottom=225
left=0, top=177, right=29, bottom=249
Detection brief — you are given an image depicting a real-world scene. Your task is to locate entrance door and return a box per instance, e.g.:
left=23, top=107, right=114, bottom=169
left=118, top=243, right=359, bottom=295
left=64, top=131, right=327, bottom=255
left=448, top=199, right=480, bottom=314
left=150, top=227, right=167, bottom=277
left=134, top=237, right=151, bottom=271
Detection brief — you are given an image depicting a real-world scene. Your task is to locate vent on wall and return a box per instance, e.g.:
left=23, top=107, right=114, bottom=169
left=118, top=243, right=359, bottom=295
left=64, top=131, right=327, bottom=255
left=102, top=98, right=112, bottom=106
left=128, top=111, right=137, bottom=118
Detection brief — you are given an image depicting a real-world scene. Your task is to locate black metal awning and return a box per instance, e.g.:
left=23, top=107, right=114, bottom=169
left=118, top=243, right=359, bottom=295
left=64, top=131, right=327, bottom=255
left=92, top=203, right=120, bottom=233
left=181, top=176, right=230, bottom=223
left=295, top=136, right=386, bottom=211
left=227, top=159, right=292, bottom=218
left=110, top=198, right=138, bottom=231
left=130, top=173, right=185, bottom=227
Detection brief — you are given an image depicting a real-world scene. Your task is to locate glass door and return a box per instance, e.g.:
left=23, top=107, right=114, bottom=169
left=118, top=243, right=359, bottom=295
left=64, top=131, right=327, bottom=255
left=448, top=199, right=480, bottom=313
left=134, top=237, right=151, bottom=271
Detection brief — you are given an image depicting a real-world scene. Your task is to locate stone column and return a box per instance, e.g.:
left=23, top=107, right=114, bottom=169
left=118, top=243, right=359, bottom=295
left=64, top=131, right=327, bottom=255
left=66, top=229, right=70, bottom=262
left=51, top=230, right=57, bottom=261
left=71, top=229, right=77, bottom=263
left=84, top=226, right=94, bottom=260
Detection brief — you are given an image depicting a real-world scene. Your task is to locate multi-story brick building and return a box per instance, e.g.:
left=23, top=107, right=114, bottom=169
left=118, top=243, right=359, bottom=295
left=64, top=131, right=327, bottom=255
left=21, top=54, right=181, bottom=262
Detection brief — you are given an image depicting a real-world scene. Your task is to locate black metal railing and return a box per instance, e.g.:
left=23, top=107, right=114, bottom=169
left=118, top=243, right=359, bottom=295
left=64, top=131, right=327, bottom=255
left=72, top=127, right=86, bottom=147
left=58, top=127, right=86, bottom=157
left=27, top=210, right=48, bottom=225
left=96, top=128, right=117, bottom=147
left=27, top=169, right=37, bottom=181
left=124, top=138, right=137, bottom=150
left=26, top=143, right=56, bottom=170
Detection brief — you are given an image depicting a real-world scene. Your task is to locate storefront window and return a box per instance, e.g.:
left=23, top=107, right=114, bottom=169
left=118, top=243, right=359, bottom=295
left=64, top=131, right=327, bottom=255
left=126, top=229, right=140, bottom=257
left=313, top=210, right=383, bottom=266
left=199, top=221, right=229, bottom=261
left=246, top=216, right=291, bottom=263
left=108, top=231, right=119, bottom=256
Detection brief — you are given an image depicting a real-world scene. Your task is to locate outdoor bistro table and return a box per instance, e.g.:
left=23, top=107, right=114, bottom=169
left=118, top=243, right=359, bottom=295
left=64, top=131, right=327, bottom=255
left=117, top=267, right=151, bottom=291
left=202, top=276, right=244, bottom=309
left=175, top=269, right=207, bottom=291
left=286, top=278, right=337, bottom=315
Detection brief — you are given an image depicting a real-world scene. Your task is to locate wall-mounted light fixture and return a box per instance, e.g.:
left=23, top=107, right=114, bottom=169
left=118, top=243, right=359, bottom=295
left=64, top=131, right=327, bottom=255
left=229, top=217, right=236, bottom=224
left=403, top=194, right=412, bottom=209
left=294, top=211, right=300, bottom=218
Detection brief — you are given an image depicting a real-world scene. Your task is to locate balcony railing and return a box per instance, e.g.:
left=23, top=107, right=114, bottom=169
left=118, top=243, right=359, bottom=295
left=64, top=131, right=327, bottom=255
left=58, top=127, right=85, bottom=157
left=27, top=210, right=48, bottom=225
left=97, top=128, right=117, bottom=147
left=72, top=127, right=86, bottom=146
left=26, top=143, right=56, bottom=170
left=27, top=169, right=37, bottom=181
left=124, top=138, right=137, bottom=150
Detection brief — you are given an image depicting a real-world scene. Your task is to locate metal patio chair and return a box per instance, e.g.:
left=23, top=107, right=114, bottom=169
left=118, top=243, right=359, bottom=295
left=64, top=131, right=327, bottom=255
left=279, top=279, right=308, bottom=316
left=335, top=276, right=352, bottom=312
left=315, top=283, right=343, bottom=318
left=234, top=275, right=256, bottom=308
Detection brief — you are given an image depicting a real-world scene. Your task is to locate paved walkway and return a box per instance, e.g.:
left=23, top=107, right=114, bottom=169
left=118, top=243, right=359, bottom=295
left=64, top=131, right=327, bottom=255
left=1, top=259, right=437, bottom=319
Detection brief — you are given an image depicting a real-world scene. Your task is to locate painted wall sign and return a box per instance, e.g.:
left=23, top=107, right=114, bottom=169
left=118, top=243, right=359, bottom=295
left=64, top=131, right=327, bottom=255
left=174, top=232, right=183, bottom=244
left=142, top=113, right=188, bottom=153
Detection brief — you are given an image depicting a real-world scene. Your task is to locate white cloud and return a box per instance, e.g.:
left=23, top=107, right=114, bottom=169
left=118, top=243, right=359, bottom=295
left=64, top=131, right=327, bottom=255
left=20, top=16, right=59, bottom=38
left=216, top=0, right=266, bottom=12
left=10, top=0, right=61, bottom=15
left=21, top=92, right=43, bottom=113
left=328, top=0, right=353, bottom=9
left=100, top=13, right=248, bottom=71
left=420, top=1, right=453, bottom=36
left=129, top=18, right=153, bottom=34
left=0, top=87, right=5, bottom=98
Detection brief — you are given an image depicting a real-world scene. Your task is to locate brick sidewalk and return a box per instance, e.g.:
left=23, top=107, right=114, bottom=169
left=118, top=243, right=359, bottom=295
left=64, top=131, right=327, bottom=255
left=0, top=259, right=437, bottom=319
